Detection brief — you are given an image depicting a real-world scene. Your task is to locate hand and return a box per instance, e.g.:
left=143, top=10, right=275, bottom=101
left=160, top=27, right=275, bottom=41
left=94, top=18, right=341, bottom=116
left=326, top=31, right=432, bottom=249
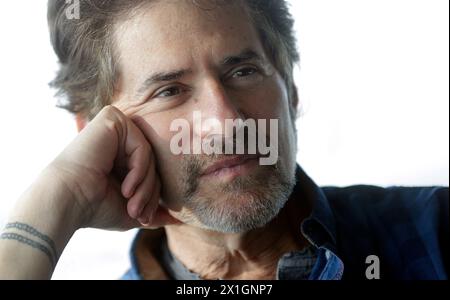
left=48, top=105, right=179, bottom=230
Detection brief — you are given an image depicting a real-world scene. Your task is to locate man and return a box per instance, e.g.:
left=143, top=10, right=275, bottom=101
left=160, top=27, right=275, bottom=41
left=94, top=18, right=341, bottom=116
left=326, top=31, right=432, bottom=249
left=0, top=0, right=447, bottom=280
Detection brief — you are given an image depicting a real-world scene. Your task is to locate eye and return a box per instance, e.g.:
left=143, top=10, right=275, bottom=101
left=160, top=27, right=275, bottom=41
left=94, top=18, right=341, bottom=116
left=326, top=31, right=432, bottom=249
left=231, top=67, right=258, bottom=78
left=155, top=86, right=184, bottom=98
left=225, top=66, right=264, bottom=88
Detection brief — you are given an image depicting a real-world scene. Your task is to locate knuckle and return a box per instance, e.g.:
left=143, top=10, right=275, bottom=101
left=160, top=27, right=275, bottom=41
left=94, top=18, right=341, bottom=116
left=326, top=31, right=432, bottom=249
left=101, top=106, right=124, bottom=125
left=101, top=105, right=118, bottom=116
left=99, top=106, right=126, bottom=138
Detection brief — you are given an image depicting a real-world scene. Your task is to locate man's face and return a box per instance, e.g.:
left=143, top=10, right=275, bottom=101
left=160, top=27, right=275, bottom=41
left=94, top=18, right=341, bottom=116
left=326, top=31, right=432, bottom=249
left=113, top=0, right=298, bottom=233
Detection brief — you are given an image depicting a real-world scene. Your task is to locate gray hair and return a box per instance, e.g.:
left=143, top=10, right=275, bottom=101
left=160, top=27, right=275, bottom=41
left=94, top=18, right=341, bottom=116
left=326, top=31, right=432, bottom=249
left=48, top=0, right=299, bottom=120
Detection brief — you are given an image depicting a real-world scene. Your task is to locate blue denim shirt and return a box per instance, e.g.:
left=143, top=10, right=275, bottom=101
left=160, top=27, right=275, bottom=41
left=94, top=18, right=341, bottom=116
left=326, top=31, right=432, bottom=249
left=123, top=166, right=449, bottom=280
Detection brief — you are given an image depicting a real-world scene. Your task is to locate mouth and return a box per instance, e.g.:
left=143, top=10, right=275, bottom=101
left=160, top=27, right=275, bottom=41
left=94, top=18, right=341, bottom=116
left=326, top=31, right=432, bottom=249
left=200, top=154, right=260, bottom=179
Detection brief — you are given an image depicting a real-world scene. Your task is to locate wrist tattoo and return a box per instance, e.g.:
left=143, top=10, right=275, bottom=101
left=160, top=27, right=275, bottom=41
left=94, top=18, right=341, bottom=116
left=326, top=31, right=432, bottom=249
left=4, top=222, right=58, bottom=260
left=0, top=232, right=56, bottom=267
left=1, top=222, right=58, bottom=268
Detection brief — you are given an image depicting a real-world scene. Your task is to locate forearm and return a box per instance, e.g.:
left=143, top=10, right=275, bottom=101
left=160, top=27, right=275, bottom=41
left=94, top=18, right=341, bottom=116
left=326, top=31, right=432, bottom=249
left=0, top=106, right=167, bottom=279
left=0, top=169, right=83, bottom=279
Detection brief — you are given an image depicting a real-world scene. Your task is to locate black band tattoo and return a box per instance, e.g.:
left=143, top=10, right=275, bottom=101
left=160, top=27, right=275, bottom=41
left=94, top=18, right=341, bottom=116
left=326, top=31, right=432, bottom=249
left=4, top=222, right=58, bottom=261
left=0, top=232, right=56, bottom=267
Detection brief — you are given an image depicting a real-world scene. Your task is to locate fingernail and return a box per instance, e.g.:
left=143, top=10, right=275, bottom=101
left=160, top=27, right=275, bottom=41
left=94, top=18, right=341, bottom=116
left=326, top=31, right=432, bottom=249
left=138, top=217, right=148, bottom=225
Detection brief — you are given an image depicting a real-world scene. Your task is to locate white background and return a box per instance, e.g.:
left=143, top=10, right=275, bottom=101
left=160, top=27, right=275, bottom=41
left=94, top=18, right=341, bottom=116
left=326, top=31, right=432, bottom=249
left=0, top=0, right=448, bottom=279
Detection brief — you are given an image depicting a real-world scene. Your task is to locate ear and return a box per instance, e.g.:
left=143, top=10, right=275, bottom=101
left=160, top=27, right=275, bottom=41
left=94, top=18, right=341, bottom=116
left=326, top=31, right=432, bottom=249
left=75, top=114, right=88, bottom=133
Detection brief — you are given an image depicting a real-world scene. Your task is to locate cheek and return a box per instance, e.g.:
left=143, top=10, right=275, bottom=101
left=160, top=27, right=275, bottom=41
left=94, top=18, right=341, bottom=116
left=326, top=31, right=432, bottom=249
left=241, top=77, right=290, bottom=122
left=131, top=113, right=188, bottom=201
left=245, top=77, right=296, bottom=153
left=130, top=112, right=184, bottom=168
left=266, top=78, right=294, bottom=132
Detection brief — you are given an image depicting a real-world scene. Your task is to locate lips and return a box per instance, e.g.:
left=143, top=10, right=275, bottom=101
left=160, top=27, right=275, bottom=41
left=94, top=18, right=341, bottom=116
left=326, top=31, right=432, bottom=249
left=201, top=154, right=259, bottom=176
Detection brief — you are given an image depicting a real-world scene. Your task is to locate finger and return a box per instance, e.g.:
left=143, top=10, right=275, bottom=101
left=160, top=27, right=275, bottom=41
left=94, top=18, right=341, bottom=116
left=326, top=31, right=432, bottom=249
left=121, top=144, right=152, bottom=198
left=126, top=163, right=156, bottom=219
left=137, top=178, right=161, bottom=225
left=141, top=206, right=182, bottom=229
left=120, top=119, right=152, bottom=198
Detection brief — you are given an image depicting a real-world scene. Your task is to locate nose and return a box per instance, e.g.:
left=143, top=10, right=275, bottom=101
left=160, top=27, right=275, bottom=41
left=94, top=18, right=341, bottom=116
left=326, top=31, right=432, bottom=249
left=194, top=78, right=244, bottom=140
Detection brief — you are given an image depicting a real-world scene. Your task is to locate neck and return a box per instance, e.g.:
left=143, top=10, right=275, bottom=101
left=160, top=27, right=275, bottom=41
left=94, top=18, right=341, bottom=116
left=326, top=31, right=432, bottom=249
left=165, top=199, right=309, bottom=280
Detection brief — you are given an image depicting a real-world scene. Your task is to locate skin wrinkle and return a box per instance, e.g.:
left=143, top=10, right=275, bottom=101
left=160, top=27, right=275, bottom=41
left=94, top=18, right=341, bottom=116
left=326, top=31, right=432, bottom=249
left=166, top=206, right=303, bottom=279
left=110, top=0, right=303, bottom=279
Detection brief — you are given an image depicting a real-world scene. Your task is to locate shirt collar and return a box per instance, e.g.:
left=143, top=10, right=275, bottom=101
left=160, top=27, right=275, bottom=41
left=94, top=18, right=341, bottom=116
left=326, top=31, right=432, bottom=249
left=294, top=165, right=338, bottom=247
left=126, top=164, right=339, bottom=279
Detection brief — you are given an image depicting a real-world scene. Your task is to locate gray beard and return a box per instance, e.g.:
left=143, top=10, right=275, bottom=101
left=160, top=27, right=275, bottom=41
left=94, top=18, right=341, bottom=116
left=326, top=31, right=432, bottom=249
left=180, top=161, right=296, bottom=233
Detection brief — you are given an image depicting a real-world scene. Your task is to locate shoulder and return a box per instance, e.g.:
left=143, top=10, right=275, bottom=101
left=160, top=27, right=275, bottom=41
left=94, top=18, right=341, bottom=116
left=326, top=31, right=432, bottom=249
left=320, top=185, right=449, bottom=279
left=322, top=185, right=448, bottom=223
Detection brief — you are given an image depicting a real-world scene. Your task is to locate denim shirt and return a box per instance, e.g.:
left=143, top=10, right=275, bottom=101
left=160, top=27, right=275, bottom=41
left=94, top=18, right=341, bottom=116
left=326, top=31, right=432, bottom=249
left=122, top=166, right=449, bottom=280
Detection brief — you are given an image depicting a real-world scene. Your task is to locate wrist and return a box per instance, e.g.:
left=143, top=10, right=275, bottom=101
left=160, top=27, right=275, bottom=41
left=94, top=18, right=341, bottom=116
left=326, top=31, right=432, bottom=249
left=44, top=162, right=94, bottom=227
left=0, top=166, right=90, bottom=278
left=7, top=167, right=87, bottom=256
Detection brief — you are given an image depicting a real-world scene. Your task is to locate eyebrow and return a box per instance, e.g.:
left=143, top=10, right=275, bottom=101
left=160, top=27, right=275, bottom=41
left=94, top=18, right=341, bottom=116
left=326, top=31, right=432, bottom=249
left=136, top=69, right=191, bottom=97
left=135, top=49, right=263, bottom=98
left=221, top=49, right=263, bottom=67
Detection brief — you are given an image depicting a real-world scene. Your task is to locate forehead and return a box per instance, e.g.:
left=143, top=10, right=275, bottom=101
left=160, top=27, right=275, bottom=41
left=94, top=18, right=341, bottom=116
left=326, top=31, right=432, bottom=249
left=113, top=0, right=263, bottom=78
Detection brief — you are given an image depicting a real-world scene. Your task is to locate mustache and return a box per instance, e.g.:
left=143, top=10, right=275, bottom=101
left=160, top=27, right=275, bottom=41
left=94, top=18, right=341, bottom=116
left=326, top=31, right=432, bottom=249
left=180, top=131, right=275, bottom=199
left=186, top=130, right=273, bottom=173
